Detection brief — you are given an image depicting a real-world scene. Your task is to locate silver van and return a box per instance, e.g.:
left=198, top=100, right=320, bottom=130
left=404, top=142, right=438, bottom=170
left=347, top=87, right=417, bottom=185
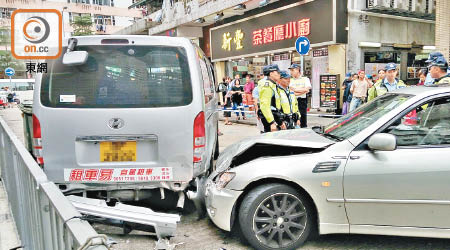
left=32, top=35, right=218, bottom=209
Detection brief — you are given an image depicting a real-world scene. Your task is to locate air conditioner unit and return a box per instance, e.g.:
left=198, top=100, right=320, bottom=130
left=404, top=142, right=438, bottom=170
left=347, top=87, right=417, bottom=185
left=367, top=0, right=392, bottom=8
left=367, top=0, right=376, bottom=8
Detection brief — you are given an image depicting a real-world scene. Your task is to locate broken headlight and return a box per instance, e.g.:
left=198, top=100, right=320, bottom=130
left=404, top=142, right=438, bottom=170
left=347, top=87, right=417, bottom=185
left=215, top=172, right=236, bottom=190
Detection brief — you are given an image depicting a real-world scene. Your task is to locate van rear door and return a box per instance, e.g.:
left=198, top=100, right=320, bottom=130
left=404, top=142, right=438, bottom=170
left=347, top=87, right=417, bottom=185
left=36, top=44, right=198, bottom=184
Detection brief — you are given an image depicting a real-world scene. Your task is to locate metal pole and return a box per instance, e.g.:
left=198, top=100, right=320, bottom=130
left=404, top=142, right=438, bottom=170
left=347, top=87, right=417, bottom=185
left=300, top=55, right=304, bottom=76
left=10, top=76, right=15, bottom=91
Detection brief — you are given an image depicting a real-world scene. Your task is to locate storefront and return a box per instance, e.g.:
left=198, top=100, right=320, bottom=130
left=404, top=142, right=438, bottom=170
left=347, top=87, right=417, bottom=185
left=346, top=7, right=435, bottom=85
left=209, top=0, right=348, bottom=109
left=362, top=49, right=431, bottom=84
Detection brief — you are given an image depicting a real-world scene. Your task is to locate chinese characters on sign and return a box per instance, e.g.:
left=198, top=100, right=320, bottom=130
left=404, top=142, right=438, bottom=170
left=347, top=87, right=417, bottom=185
left=222, top=29, right=245, bottom=51
left=64, top=167, right=173, bottom=182
left=26, top=62, right=47, bottom=73
left=252, top=18, right=310, bottom=46
left=313, top=48, right=328, bottom=57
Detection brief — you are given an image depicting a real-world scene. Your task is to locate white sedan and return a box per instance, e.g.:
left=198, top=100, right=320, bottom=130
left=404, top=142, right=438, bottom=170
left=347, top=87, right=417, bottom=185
left=206, top=85, right=450, bottom=250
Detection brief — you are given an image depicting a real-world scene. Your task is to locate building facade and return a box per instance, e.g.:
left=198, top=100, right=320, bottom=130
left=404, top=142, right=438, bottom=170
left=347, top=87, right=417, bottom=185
left=117, top=0, right=443, bottom=110
left=347, top=0, right=436, bottom=84
left=210, top=0, right=348, bottom=110
left=435, top=0, right=449, bottom=61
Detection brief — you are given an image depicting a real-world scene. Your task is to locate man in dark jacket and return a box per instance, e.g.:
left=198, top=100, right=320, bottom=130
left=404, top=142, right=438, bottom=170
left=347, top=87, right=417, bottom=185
left=341, top=73, right=353, bottom=115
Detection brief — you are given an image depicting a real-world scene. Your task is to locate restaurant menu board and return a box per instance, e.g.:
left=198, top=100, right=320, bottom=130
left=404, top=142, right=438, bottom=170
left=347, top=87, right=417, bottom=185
left=320, top=74, right=339, bottom=108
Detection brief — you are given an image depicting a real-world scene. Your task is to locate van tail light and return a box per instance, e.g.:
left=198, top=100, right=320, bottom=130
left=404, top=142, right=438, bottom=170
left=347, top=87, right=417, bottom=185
left=32, top=114, right=44, bottom=165
left=193, top=112, right=206, bottom=167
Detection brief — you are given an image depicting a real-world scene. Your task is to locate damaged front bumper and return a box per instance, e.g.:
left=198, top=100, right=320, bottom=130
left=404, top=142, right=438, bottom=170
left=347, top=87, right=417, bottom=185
left=67, top=195, right=180, bottom=239
left=204, top=179, right=242, bottom=231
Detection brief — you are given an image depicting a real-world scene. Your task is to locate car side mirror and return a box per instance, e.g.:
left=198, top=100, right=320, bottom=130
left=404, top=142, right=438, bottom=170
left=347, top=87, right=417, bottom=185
left=368, top=133, right=397, bottom=151
left=62, top=51, right=88, bottom=66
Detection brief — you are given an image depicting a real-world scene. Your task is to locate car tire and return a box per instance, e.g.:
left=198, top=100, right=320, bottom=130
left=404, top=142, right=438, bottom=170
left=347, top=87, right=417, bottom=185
left=238, top=184, right=314, bottom=250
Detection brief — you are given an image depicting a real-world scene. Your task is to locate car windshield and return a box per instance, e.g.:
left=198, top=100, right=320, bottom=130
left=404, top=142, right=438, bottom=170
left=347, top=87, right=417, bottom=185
left=41, top=45, right=192, bottom=108
left=322, top=94, right=413, bottom=140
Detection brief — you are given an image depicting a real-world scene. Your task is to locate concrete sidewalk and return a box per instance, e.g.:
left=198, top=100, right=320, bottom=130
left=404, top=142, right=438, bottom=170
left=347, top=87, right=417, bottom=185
left=0, top=108, right=22, bottom=250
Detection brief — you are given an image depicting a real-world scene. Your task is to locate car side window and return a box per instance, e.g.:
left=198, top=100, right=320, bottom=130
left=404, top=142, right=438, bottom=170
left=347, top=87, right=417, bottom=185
left=383, top=97, right=450, bottom=146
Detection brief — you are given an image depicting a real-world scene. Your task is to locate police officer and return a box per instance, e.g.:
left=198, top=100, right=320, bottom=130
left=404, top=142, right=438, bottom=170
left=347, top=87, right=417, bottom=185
left=289, top=64, right=311, bottom=128
left=277, top=71, right=301, bottom=129
left=257, top=64, right=284, bottom=132
left=426, top=52, right=450, bottom=85
left=368, top=62, right=406, bottom=101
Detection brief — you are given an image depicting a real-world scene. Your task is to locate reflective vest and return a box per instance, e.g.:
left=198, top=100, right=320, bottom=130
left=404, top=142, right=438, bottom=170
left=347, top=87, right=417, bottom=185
left=258, top=78, right=281, bottom=124
left=368, top=78, right=406, bottom=101
left=434, top=74, right=450, bottom=85
left=277, top=86, right=300, bottom=117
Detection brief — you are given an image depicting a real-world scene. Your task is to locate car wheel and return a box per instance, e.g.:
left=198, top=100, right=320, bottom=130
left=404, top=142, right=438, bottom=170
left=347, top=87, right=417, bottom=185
left=238, top=184, right=313, bottom=250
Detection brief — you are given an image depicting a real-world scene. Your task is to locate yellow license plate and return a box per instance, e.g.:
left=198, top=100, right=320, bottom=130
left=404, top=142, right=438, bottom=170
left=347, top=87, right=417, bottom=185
left=100, top=141, right=136, bottom=162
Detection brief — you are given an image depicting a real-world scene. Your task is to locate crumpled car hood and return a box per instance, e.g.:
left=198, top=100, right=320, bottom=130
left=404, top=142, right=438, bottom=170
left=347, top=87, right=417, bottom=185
left=214, top=129, right=334, bottom=173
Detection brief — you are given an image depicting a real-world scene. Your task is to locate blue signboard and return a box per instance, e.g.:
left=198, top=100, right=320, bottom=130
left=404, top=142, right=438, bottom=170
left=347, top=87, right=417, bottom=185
left=295, top=37, right=310, bottom=55
left=5, top=67, right=15, bottom=77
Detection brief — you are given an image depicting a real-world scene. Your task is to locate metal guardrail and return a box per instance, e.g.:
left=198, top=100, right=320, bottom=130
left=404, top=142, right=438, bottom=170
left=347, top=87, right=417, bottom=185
left=0, top=116, right=109, bottom=250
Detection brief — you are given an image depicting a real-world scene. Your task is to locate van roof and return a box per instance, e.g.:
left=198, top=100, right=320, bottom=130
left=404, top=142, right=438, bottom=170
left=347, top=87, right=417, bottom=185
left=63, top=35, right=193, bottom=47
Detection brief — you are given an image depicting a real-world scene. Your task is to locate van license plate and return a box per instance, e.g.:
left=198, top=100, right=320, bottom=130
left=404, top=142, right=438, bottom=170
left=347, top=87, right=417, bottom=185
left=100, top=141, right=136, bottom=162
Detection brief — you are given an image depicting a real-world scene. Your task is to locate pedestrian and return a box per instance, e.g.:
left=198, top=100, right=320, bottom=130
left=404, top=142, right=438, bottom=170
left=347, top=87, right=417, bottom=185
left=243, top=75, right=255, bottom=111
left=341, top=72, right=353, bottom=115
left=223, top=78, right=233, bottom=125
left=277, top=71, right=301, bottom=129
left=258, top=64, right=284, bottom=132
left=231, top=74, right=240, bottom=86
left=376, top=69, right=386, bottom=83
left=217, top=77, right=228, bottom=105
left=288, top=64, right=311, bottom=128
left=349, top=70, right=371, bottom=111
left=417, top=70, right=426, bottom=86
left=231, top=79, right=246, bottom=120
left=426, top=52, right=450, bottom=85
left=5, top=87, right=14, bottom=108
left=366, top=74, right=374, bottom=86
left=367, top=63, right=406, bottom=102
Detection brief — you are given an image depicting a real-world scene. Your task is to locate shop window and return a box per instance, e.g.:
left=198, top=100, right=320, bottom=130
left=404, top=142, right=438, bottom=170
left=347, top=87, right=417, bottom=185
left=364, top=52, right=400, bottom=64
left=406, top=53, right=428, bottom=80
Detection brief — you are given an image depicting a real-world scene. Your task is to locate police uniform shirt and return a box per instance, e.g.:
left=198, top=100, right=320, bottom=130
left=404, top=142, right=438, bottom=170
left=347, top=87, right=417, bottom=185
left=383, top=78, right=401, bottom=91
left=290, top=77, right=311, bottom=98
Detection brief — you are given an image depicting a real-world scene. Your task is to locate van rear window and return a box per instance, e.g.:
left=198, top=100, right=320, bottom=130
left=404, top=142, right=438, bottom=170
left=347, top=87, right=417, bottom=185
left=41, top=45, right=192, bottom=108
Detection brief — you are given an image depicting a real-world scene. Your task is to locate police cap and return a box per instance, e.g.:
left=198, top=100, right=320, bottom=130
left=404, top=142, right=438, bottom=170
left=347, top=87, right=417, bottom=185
left=385, top=63, right=397, bottom=71
left=288, top=64, right=301, bottom=70
left=262, top=64, right=280, bottom=76
left=427, top=55, right=448, bottom=69
left=280, top=70, right=291, bottom=79
left=425, top=52, right=444, bottom=63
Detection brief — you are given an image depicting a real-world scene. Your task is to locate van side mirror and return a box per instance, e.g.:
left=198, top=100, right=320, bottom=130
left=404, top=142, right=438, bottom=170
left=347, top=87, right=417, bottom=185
left=368, top=133, right=397, bottom=151
left=62, top=51, right=88, bottom=66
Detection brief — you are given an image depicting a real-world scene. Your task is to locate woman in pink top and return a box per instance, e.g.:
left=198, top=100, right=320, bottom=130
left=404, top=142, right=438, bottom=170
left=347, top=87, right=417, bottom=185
left=243, top=74, right=255, bottom=111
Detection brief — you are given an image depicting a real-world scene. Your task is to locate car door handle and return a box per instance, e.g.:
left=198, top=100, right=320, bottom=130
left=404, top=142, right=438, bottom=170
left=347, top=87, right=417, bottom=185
left=349, top=156, right=360, bottom=160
